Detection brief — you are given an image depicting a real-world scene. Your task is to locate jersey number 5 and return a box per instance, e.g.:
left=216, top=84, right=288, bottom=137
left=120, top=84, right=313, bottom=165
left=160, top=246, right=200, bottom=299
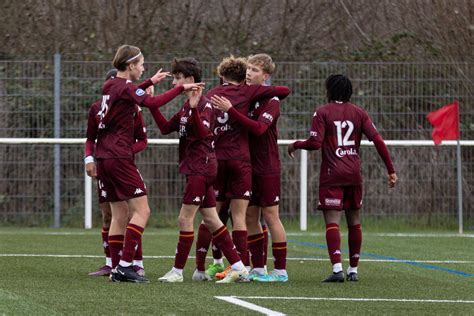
left=334, top=120, right=355, bottom=146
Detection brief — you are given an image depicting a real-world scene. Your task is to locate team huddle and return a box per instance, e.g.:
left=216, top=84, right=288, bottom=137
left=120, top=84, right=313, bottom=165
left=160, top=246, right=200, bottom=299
left=84, top=44, right=397, bottom=284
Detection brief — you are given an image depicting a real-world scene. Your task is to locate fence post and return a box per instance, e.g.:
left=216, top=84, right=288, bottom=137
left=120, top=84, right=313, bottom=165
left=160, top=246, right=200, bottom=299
left=53, top=53, right=61, bottom=228
left=300, top=150, right=308, bottom=231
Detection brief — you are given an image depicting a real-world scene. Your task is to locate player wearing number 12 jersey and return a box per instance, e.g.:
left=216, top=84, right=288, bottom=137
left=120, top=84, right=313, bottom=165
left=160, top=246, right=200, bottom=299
left=288, top=74, right=398, bottom=282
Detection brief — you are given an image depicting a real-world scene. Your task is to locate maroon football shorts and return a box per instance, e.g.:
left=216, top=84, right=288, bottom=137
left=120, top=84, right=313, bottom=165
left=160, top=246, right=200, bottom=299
left=317, top=185, right=362, bottom=211
left=249, top=173, right=280, bottom=207
left=96, top=158, right=147, bottom=202
left=182, top=175, right=216, bottom=208
left=214, top=159, right=252, bottom=201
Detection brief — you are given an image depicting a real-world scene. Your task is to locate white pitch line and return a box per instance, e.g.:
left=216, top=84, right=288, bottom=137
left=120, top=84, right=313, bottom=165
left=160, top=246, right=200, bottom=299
left=233, top=296, right=474, bottom=304
left=0, top=254, right=473, bottom=264
left=215, top=296, right=285, bottom=316
left=287, top=232, right=474, bottom=238
left=0, top=231, right=473, bottom=238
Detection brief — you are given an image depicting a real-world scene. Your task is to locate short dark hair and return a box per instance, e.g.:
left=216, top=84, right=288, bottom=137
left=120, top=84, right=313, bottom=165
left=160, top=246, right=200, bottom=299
left=171, top=58, right=202, bottom=82
left=105, top=69, right=117, bottom=80
left=217, top=55, right=247, bottom=83
left=326, top=74, right=352, bottom=102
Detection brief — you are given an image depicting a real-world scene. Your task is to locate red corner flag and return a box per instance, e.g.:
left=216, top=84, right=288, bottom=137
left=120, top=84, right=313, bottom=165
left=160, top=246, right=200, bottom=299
left=427, top=101, right=460, bottom=145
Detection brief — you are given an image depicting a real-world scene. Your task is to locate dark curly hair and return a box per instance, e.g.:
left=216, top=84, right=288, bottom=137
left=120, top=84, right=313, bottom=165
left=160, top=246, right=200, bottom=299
left=217, top=55, right=247, bottom=83
left=326, top=74, right=352, bottom=103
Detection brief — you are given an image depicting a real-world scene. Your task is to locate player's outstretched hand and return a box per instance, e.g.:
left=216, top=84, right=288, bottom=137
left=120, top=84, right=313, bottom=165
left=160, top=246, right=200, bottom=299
left=85, top=162, right=97, bottom=179
left=189, top=87, right=203, bottom=108
left=388, top=173, right=398, bottom=188
left=287, top=143, right=297, bottom=158
left=150, top=68, right=171, bottom=84
left=182, top=82, right=205, bottom=91
left=211, top=95, right=233, bottom=112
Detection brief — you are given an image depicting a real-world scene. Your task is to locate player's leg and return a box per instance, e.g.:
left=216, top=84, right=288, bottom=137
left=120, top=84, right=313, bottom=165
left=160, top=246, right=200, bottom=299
left=319, top=186, right=345, bottom=282
left=246, top=205, right=264, bottom=274
left=256, top=204, right=289, bottom=282
left=88, top=201, right=112, bottom=276
left=108, top=200, right=129, bottom=282
left=322, top=209, right=344, bottom=282
left=200, top=206, right=249, bottom=283
left=344, top=185, right=363, bottom=281
left=159, top=203, right=199, bottom=283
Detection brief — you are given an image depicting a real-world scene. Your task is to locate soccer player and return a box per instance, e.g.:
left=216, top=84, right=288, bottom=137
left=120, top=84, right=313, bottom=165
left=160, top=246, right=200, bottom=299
left=205, top=55, right=290, bottom=279
left=287, top=74, right=398, bottom=282
left=149, top=58, right=248, bottom=283
left=85, top=69, right=152, bottom=277
left=96, top=45, right=203, bottom=283
left=211, top=53, right=288, bottom=282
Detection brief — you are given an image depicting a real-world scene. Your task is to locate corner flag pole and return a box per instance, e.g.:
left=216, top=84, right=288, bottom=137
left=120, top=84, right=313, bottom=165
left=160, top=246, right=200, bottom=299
left=456, top=104, right=463, bottom=235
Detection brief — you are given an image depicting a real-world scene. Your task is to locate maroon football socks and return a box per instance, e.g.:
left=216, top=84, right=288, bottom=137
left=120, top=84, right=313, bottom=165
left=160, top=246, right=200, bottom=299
left=348, top=224, right=362, bottom=268
left=248, top=233, right=265, bottom=268
left=101, top=226, right=110, bottom=259
left=212, top=226, right=241, bottom=265
left=232, top=230, right=248, bottom=265
left=326, top=223, right=342, bottom=266
left=272, top=241, right=288, bottom=270
left=195, top=224, right=211, bottom=271
left=262, top=224, right=269, bottom=265
left=174, top=231, right=194, bottom=269
left=108, top=234, right=124, bottom=268
left=121, top=224, right=144, bottom=264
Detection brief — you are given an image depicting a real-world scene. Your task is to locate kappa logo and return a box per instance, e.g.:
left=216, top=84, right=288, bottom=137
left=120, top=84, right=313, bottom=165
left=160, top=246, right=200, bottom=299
left=243, top=191, right=251, bottom=197
left=333, top=250, right=341, bottom=255
left=193, top=196, right=201, bottom=203
left=135, top=88, right=145, bottom=96
left=255, top=102, right=260, bottom=109
left=352, top=254, right=360, bottom=258
left=205, top=102, right=212, bottom=109
left=197, top=247, right=207, bottom=253
left=103, top=241, right=108, bottom=248
left=101, top=190, right=107, bottom=198
left=203, top=120, right=210, bottom=128
left=271, top=96, right=280, bottom=102
left=274, top=196, right=280, bottom=202
left=325, top=198, right=341, bottom=206
left=134, top=188, right=144, bottom=195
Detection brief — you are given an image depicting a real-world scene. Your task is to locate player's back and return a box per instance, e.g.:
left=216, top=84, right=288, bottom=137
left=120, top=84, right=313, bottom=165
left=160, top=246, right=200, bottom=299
left=96, top=77, right=137, bottom=159
left=317, top=102, right=378, bottom=186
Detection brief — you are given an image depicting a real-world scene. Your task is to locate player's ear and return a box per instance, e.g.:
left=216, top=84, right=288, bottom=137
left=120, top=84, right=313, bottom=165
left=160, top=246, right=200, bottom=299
left=263, top=73, right=270, bottom=82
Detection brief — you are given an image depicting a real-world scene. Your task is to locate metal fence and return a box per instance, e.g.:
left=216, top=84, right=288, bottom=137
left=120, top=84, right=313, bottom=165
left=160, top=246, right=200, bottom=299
left=0, top=55, right=473, bottom=228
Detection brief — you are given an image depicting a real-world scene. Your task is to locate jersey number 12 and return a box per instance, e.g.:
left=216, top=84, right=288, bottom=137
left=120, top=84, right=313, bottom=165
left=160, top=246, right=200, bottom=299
left=334, top=120, right=355, bottom=146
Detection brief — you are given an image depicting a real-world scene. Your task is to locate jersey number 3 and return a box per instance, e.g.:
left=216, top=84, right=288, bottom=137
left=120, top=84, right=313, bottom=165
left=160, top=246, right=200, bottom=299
left=334, top=120, right=355, bottom=146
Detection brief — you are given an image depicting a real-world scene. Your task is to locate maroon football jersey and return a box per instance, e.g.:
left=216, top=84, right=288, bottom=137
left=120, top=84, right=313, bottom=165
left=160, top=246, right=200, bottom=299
left=248, top=97, right=281, bottom=175
left=309, top=102, right=379, bottom=186
left=164, top=96, right=217, bottom=175
left=96, top=77, right=182, bottom=159
left=87, top=100, right=147, bottom=157
left=96, top=77, right=150, bottom=159
left=206, top=83, right=290, bottom=161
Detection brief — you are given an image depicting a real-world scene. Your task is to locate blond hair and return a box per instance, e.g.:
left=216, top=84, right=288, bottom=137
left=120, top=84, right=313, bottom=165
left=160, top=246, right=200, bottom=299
left=247, top=54, right=275, bottom=75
